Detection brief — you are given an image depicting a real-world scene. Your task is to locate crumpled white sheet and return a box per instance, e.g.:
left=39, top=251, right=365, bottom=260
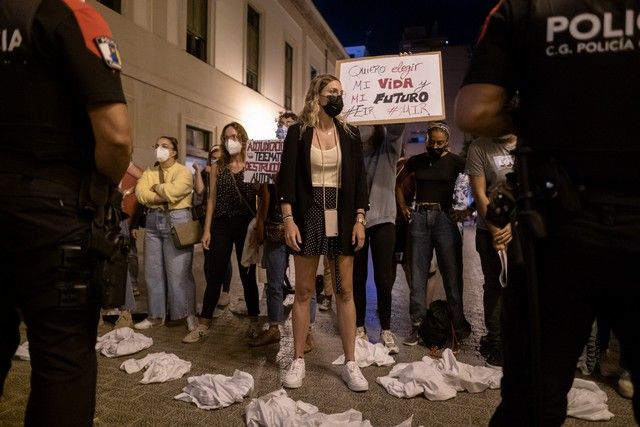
left=174, top=370, right=254, bottom=410
left=14, top=341, right=30, bottom=361
left=245, top=389, right=380, bottom=427
left=567, top=378, right=614, bottom=421
left=376, top=349, right=502, bottom=401
left=377, top=350, right=614, bottom=422
left=95, top=327, right=153, bottom=358
left=332, top=337, right=395, bottom=368
left=120, top=352, right=191, bottom=384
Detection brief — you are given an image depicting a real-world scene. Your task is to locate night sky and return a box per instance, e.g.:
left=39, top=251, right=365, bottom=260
left=312, top=0, right=498, bottom=55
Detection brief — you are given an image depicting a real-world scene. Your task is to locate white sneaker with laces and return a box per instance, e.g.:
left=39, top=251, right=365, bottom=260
left=341, top=361, right=368, bottom=392
left=380, top=330, right=399, bottom=354
left=618, top=371, right=634, bottom=399
left=182, top=324, right=210, bottom=343
left=355, top=326, right=368, bottom=342
left=186, top=315, right=198, bottom=332
left=282, top=358, right=305, bottom=389
left=134, top=317, right=163, bottom=330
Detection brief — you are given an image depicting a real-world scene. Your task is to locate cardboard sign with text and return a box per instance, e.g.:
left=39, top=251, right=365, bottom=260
left=337, top=53, right=445, bottom=125
left=244, top=139, right=283, bottom=184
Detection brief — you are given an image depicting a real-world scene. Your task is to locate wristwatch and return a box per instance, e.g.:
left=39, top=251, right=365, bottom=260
left=356, top=215, right=366, bottom=226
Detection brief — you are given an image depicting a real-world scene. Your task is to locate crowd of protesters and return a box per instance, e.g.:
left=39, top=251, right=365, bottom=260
left=112, top=73, right=633, bottom=400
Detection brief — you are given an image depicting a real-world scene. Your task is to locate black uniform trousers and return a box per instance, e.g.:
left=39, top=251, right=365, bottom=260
left=490, top=205, right=640, bottom=426
left=0, top=175, right=100, bottom=427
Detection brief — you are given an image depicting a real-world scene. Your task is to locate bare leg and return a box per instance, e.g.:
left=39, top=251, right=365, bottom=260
left=292, top=255, right=320, bottom=358
left=334, top=255, right=356, bottom=361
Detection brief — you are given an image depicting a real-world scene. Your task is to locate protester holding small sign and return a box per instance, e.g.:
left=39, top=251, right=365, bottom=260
left=278, top=74, right=369, bottom=392
left=352, top=123, right=404, bottom=354
left=183, top=123, right=261, bottom=344
left=252, top=112, right=317, bottom=352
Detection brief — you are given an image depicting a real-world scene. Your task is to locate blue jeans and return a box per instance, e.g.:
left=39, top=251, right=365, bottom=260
left=143, top=209, right=196, bottom=320
left=409, top=209, right=467, bottom=330
left=263, top=239, right=316, bottom=325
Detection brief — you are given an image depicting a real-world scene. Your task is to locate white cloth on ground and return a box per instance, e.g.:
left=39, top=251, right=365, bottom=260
left=120, top=352, right=191, bottom=384
left=174, top=370, right=254, bottom=410
left=14, top=341, right=30, bottom=361
left=567, top=378, right=614, bottom=421
left=245, top=389, right=385, bottom=427
left=332, top=337, right=395, bottom=368
left=376, top=349, right=502, bottom=401
left=95, top=327, right=153, bottom=358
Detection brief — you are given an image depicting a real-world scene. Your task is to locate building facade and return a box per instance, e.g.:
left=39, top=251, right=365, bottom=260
left=90, top=0, right=347, bottom=167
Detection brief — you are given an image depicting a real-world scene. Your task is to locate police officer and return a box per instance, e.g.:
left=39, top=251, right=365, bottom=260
left=0, top=0, right=132, bottom=425
left=456, top=1, right=639, bottom=425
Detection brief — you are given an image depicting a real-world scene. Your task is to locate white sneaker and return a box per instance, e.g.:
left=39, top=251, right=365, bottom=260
left=380, top=330, right=399, bottom=354
left=282, top=358, right=305, bottom=389
left=356, top=326, right=368, bottom=342
left=217, top=291, right=230, bottom=307
left=618, top=371, right=634, bottom=399
left=182, top=324, right=210, bottom=343
left=341, top=361, right=368, bottom=392
left=186, top=315, right=198, bottom=332
left=134, top=317, right=163, bottom=330
left=212, top=307, right=224, bottom=318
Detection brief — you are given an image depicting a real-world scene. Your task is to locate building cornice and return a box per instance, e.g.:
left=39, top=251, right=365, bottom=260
left=282, top=0, right=348, bottom=59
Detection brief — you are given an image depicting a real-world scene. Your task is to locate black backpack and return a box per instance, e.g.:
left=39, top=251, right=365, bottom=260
left=419, top=300, right=458, bottom=354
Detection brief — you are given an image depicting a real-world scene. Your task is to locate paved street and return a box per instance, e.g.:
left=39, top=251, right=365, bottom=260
left=0, top=226, right=635, bottom=426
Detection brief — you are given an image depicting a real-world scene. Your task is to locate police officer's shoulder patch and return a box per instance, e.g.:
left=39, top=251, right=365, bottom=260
left=94, top=36, right=122, bottom=70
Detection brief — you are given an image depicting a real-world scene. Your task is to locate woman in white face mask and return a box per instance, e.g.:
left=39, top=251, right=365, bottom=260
left=134, top=136, right=198, bottom=332
left=183, top=122, right=262, bottom=343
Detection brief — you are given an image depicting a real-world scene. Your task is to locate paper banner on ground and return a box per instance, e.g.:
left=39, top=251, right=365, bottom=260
left=244, top=139, right=283, bottom=184
left=336, top=52, right=445, bottom=125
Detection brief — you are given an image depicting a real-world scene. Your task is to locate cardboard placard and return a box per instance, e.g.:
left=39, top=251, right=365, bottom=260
left=244, top=139, right=283, bottom=184
left=336, top=53, right=445, bottom=125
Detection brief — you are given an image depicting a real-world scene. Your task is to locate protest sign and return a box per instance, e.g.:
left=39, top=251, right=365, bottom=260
left=244, top=139, right=283, bottom=184
left=336, top=52, right=445, bottom=125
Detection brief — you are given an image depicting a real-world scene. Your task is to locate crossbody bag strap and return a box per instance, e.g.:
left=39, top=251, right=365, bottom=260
left=158, top=166, right=172, bottom=224
left=230, top=168, right=256, bottom=217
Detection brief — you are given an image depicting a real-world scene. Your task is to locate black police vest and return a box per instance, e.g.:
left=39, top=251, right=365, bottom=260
left=0, top=0, right=94, bottom=183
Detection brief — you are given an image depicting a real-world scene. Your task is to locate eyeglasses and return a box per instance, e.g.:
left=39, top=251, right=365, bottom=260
left=320, top=90, right=344, bottom=98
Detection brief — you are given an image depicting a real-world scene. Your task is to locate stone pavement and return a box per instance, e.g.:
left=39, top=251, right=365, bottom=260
left=0, top=226, right=635, bottom=426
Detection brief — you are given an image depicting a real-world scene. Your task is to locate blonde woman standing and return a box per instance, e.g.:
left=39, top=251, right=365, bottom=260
left=278, top=74, right=369, bottom=391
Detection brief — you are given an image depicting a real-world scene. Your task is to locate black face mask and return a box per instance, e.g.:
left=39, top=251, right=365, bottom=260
left=322, top=95, right=344, bottom=118
left=427, top=147, right=446, bottom=158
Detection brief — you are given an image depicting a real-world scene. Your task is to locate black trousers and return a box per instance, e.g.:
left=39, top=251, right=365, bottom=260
left=203, top=247, right=232, bottom=294
left=0, top=175, right=100, bottom=427
left=353, top=222, right=396, bottom=331
left=201, top=215, right=258, bottom=318
left=490, top=207, right=640, bottom=426
left=475, top=228, right=503, bottom=351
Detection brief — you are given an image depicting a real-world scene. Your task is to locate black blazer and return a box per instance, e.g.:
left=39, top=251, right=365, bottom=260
left=278, top=121, right=369, bottom=254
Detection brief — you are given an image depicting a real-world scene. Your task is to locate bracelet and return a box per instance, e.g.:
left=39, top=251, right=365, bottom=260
left=282, top=214, right=293, bottom=221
